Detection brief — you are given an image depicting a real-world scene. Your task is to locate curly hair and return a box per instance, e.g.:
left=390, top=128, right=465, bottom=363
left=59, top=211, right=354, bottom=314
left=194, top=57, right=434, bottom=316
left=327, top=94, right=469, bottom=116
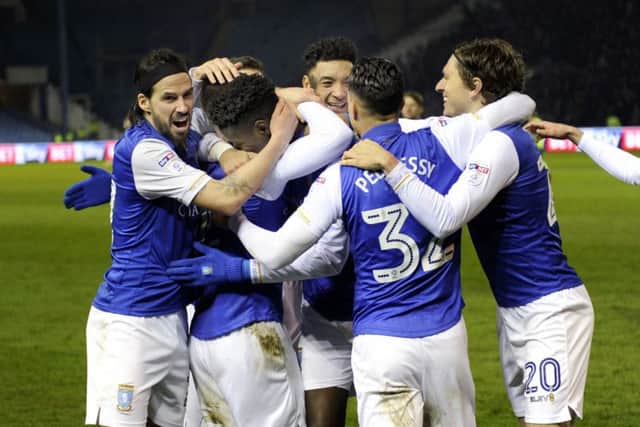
left=347, top=57, right=404, bottom=116
left=201, top=74, right=278, bottom=130
left=453, top=38, right=526, bottom=103
left=303, top=36, right=357, bottom=73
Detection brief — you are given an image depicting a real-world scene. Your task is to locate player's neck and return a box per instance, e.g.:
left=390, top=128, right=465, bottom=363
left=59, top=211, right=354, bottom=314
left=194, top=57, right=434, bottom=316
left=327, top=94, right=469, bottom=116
left=356, top=115, right=397, bottom=137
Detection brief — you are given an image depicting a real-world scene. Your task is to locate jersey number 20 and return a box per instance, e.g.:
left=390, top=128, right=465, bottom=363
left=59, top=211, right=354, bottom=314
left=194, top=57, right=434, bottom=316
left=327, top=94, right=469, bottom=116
left=362, top=203, right=454, bottom=283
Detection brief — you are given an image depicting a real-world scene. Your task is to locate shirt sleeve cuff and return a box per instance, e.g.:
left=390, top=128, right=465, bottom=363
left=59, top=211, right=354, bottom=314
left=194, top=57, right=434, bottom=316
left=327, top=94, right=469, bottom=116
left=385, top=162, right=414, bottom=192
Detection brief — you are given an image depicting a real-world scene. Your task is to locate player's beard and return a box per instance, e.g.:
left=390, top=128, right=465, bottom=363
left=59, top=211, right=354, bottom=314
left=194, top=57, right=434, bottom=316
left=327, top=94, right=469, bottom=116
left=152, top=111, right=190, bottom=145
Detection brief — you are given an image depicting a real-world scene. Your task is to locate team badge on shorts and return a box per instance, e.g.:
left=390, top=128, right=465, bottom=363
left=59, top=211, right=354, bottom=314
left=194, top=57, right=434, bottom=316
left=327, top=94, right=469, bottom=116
left=117, top=384, right=134, bottom=412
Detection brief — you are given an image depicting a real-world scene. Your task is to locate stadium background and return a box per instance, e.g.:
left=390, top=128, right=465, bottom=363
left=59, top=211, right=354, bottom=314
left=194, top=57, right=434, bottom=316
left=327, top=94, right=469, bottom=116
left=1, top=1, right=639, bottom=425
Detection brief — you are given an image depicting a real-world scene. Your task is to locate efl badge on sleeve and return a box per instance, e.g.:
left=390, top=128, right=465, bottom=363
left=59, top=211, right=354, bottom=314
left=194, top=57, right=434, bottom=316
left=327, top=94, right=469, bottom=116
left=117, top=384, right=134, bottom=412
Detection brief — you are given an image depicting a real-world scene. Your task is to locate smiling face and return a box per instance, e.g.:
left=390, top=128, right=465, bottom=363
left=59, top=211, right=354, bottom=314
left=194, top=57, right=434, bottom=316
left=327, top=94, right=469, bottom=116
left=303, top=59, right=353, bottom=115
left=138, top=72, right=194, bottom=145
left=434, top=55, right=478, bottom=117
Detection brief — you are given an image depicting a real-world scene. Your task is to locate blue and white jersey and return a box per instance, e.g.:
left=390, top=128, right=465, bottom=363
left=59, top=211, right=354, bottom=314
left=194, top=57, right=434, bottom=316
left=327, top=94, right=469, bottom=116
left=468, top=124, right=583, bottom=307
left=93, top=120, right=210, bottom=317
left=189, top=164, right=289, bottom=340
left=339, top=123, right=465, bottom=337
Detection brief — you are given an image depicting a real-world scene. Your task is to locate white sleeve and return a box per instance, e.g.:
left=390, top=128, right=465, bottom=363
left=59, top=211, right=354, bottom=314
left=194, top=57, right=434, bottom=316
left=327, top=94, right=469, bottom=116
left=578, top=135, right=640, bottom=185
left=429, top=114, right=492, bottom=169
left=197, top=131, right=233, bottom=162
left=189, top=67, right=205, bottom=108
left=250, top=219, right=349, bottom=283
left=131, top=139, right=212, bottom=205
left=399, top=116, right=443, bottom=132
left=385, top=131, right=519, bottom=238
left=399, top=93, right=535, bottom=170
left=231, top=163, right=343, bottom=268
left=475, top=92, right=536, bottom=129
left=190, top=107, right=212, bottom=135
left=257, top=102, right=353, bottom=200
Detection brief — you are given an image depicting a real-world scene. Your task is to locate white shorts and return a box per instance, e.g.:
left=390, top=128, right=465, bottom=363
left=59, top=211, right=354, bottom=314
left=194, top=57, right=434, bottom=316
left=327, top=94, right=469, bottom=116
left=352, top=318, right=475, bottom=427
left=85, top=306, right=189, bottom=427
left=189, top=321, right=305, bottom=427
left=498, top=285, right=594, bottom=424
left=299, top=301, right=353, bottom=391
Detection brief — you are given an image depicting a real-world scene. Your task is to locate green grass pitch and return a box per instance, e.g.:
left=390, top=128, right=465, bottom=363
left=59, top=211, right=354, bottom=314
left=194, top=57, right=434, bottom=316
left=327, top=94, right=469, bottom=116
left=1, top=153, right=638, bottom=426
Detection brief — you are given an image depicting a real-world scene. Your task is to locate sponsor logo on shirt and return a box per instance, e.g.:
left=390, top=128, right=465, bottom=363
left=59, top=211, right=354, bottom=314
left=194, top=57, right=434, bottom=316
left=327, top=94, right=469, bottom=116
left=170, top=160, right=185, bottom=173
left=438, top=117, right=448, bottom=127
left=468, top=163, right=490, bottom=174
left=158, top=151, right=175, bottom=167
left=467, top=162, right=490, bottom=186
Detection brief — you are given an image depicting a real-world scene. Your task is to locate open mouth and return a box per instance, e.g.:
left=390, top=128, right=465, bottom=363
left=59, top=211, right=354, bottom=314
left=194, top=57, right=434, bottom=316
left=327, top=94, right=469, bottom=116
left=327, top=101, right=347, bottom=112
left=172, top=117, right=189, bottom=130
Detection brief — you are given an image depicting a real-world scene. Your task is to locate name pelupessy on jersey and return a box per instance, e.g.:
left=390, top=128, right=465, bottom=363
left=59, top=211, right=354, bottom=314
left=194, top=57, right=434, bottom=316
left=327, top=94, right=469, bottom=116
left=340, top=122, right=464, bottom=338
left=468, top=123, right=583, bottom=308
left=93, top=120, right=203, bottom=316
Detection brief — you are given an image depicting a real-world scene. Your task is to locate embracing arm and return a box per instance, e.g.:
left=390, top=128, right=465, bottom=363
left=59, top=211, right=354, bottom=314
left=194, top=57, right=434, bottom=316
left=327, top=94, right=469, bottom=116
left=258, top=100, right=353, bottom=200
left=251, top=219, right=349, bottom=282
left=385, top=132, right=519, bottom=238
left=230, top=163, right=343, bottom=268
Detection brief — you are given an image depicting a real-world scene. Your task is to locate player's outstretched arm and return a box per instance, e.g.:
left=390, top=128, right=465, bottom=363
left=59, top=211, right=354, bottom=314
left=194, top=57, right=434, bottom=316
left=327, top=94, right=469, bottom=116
left=63, top=165, right=112, bottom=210
left=252, top=219, right=350, bottom=283
left=526, top=120, right=640, bottom=185
left=168, top=220, right=349, bottom=287
left=193, top=100, right=298, bottom=215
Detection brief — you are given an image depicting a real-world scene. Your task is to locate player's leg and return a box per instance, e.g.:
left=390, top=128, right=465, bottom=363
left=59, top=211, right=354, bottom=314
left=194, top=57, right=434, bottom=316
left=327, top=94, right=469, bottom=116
left=299, top=304, right=353, bottom=427
left=190, top=321, right=305, bottom=427
left=85, top=307, right=188, bottom=427
left=499, top=285, right=594, bottom=427
left=304, top=387, right=349, bottom=427
left=148, top=309, right=190, bottom=427
left=420, top=317, right=476, bottom=427
left=352, top=334, right=424, bottom=427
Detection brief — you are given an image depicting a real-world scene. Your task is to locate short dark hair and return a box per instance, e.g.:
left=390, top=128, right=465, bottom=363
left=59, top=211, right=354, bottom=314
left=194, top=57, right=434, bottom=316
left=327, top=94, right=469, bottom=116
left=303, top=36, right=357, bottom=74
left=230, top=55, right=265, bottom=73
left=128, top=48, right=189, bottom=125
left=404, top=90, right=424, bottom=106
left=453, top=38, right=526, bottom=103
left=201, top=74, right=278, bottom=130
left=347, top=57, right=404, bottom=116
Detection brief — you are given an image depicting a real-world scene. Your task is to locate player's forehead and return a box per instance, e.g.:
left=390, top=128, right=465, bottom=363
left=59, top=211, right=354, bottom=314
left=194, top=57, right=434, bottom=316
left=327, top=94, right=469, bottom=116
left=152, top=72, right=192, bottom=96
left=442, top=55, right=458, bottom=75
left=309, top=60, right=353, bottom=82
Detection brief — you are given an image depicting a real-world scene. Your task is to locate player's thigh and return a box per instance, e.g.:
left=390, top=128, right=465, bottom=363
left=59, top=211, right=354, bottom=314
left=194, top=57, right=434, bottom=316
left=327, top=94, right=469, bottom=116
left=419, top=317, right=475, bottom=427
left=86, top=307, right=189, bottom=427
left=190, top=321, right=305, bottom=427
left=352, top=334, right=424, bottom=427
left=300, top=305, right=353, bottom=391
left=499, top=286, right=594, bottom=424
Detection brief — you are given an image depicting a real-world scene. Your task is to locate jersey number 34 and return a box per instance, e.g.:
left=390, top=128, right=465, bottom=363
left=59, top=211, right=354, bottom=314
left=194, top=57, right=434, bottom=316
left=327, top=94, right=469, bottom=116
left=362, top=203, right=454, bottom=284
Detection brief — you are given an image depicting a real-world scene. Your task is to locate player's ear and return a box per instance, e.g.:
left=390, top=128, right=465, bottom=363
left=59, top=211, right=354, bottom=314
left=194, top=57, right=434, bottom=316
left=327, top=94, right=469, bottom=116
left=137, top=93, right=151, bottom=114
left=255, top=119, right=269, bottom=136
left=302, top=75, right=312, bottom=89
left=470, top=77, right=483, bottom=97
